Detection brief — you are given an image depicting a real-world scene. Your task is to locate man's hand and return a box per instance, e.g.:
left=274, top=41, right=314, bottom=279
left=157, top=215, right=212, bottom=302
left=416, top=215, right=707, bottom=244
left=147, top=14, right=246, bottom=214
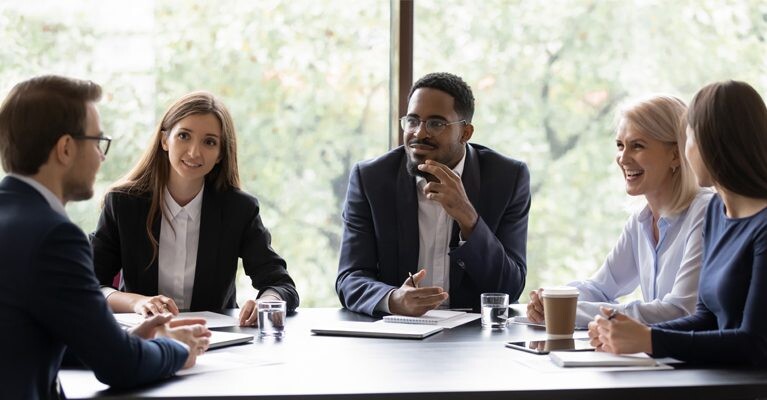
left=128, top=313, right=174, bottom=339
left=157, top=318, right=211, bottom=369
left=526, top=288, right=545, bottom=323
left=388, top=269, right=448, bottom=316
left=418, top=160, right=478, bottom=238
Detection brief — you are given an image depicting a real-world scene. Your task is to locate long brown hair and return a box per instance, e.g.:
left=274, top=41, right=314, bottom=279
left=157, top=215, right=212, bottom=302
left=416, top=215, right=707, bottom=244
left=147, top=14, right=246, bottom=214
left=109, top=91, right=240, bottom=262
left=687, top=81, right=767, bottom=198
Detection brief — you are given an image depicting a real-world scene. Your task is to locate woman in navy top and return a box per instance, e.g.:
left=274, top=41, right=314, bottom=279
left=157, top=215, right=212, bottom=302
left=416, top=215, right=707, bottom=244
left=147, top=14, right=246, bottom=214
left=588, top=80, right=767, bottom=366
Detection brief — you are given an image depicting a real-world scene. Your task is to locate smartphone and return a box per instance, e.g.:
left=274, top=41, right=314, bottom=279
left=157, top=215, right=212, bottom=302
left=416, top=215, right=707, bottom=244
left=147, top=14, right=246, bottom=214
left=505, top=338, right=595, bottom=355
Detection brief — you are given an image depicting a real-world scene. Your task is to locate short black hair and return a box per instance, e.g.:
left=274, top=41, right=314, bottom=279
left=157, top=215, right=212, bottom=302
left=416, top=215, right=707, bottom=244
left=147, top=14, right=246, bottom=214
left=408, top=72, right=475, bottom=122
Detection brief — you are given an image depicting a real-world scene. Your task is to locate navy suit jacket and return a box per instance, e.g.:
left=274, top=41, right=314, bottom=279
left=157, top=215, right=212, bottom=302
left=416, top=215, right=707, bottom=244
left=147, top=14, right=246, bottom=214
left=0, top=176, right=187, bottom=400
left=91, top=185, right=299, bottom=311
left=336, top=144, right=530, bottom=316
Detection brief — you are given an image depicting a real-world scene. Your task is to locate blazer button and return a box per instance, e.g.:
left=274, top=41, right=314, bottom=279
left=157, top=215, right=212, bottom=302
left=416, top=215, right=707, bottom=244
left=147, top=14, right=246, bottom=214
left=457, top=260, right=465, bottom=268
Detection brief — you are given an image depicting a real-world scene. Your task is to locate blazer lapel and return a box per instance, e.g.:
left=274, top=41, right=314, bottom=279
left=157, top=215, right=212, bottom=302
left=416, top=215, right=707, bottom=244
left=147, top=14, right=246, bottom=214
left=190, top=186, right=221, bottom=310
left=396, top=154, right=419, bottom=281
left=450, top=144, right=481, bottom=291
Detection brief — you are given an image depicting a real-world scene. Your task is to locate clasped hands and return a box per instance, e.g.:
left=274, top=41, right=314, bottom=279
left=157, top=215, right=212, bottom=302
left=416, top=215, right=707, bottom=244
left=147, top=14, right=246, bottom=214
left=128, top=314, right=211, bottom=369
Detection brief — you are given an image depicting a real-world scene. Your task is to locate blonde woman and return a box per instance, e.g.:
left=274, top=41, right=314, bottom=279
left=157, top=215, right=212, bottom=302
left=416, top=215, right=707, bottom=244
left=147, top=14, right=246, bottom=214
left=92, top=92, right=298, bottom=326
left=528, top=95, right=711, bottom=327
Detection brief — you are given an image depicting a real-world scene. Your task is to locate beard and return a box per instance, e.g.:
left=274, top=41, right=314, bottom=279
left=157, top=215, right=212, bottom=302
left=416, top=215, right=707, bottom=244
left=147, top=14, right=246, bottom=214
left=62, top=174, right=95, bottom=202
left=405, top=139, right=464, bottom=182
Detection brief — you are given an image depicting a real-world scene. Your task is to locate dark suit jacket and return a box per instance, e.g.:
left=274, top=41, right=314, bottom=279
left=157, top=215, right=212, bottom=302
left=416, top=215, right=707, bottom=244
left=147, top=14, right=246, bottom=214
left=91, top=185, right=299, bottom=311
left=336, top=144, right=530, bottom=316
left=0, top=176, right=187, bottom=400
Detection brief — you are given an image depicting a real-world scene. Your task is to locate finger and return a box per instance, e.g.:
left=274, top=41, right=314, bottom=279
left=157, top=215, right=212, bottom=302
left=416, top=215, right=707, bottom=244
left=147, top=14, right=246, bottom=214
left=407, top=287, right=446, bottom=297
left=599, top=306, right=616, bottom=319
left=169, top=318, right=207, bottom=328
left=412, top=269, right=427, bottom=284
left=163, top=298, right=180, bottom=315
left=192, top=324, right=212, bottom=338
left=239, top=300, right=256, bottom=326
left=421, top=160, right=459, bottom=183
left=242, top=307, right=259, bottom=327
left=410, top=292, right=449, bottom=307
left=422, top=181, right=447, bottom=194
left=146, top=313, right=173, bottom=327
left=144, top=303, right=161, bottom=317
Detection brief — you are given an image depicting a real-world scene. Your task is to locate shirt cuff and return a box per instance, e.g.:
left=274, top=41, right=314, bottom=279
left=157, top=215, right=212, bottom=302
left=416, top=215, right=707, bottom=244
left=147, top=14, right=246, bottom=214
left=375, top=289, right=395, bottom=314
left=100, top=285, right=118, bottom=299
left=258, top=289, right=282, bottom=302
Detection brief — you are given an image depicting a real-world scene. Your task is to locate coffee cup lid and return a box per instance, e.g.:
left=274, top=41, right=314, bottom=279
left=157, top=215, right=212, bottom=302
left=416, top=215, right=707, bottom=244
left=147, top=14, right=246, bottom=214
left=541, top=286, right=579, bottom=298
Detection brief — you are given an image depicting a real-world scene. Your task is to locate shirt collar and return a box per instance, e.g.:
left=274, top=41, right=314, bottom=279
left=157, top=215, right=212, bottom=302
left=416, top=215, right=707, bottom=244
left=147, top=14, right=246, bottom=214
left=8, top=173, right=68, bottom=217
left=637, top=203, right=682, bottom=230
left=163, top=185, right=204, bottom=221
left=415, top=148, right=468, bottom=189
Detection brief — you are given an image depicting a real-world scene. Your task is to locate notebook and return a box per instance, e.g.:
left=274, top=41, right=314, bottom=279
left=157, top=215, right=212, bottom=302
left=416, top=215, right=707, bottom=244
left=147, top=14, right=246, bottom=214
left=382, top=310, right=466, bottom=325
left=550, top=351, right=659, bottom=367
left=208, top=330, right=254, bottom=349
left=311, top=321, right=443, bottom=339
left=114, top=311, right=238, bottom=329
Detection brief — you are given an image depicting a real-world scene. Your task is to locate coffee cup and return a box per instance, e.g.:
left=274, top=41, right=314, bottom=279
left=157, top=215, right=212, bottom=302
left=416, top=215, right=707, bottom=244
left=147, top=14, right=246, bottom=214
left=541, top=286, right=579, bottom=339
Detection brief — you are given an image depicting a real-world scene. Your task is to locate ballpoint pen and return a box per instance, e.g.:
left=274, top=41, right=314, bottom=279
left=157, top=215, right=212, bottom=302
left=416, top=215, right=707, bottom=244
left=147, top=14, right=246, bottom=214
left=408, top=271, right=418, bottom=288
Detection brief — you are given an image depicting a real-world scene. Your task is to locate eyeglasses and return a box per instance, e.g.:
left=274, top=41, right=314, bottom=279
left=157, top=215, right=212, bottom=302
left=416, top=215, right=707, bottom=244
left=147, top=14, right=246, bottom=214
left=400, top=116, right=467, bottom=136
left=73, top=132, right=112, bottom=156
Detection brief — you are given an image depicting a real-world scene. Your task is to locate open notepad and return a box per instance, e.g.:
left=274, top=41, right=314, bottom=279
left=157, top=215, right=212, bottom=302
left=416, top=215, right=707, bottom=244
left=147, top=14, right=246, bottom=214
left=382, top=310, right=480, bottom=328
left=550, top=351, right=661, bottom=368
left=311, top=321, right=443, bottom=339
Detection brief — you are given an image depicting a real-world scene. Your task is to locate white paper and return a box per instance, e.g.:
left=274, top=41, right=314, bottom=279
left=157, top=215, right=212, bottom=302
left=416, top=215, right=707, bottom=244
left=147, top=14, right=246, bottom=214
left=176, top=350, right=280, bottom=376
left=113, top=311, right=238, bottom=329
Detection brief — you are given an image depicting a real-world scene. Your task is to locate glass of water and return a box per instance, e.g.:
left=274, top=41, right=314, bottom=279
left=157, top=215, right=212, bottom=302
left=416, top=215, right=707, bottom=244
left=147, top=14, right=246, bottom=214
left=481, top=293, right=509, bottom=329
left=257, top=300, right=286, bottom=338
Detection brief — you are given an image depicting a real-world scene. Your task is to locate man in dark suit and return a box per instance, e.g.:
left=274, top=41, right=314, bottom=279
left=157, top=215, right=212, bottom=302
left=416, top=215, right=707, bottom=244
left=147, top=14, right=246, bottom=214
left=0, top=75, right=210, bottom=399
left=336, top=72, right=530, bottom=317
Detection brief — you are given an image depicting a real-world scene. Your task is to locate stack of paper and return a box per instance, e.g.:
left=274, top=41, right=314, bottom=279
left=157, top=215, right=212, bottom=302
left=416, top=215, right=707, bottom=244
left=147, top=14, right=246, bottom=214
left=382, top=310, right=480, bottom=328
left=550, top=351, right=659, bottom=367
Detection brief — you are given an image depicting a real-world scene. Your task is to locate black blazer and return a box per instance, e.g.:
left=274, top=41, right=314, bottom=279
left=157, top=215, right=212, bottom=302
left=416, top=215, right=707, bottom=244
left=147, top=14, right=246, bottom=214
left=336, top=144, right=530, bottom=316
left=92, top=185, right=299, bottom=311
left=0, top=177, right=187, bottom=399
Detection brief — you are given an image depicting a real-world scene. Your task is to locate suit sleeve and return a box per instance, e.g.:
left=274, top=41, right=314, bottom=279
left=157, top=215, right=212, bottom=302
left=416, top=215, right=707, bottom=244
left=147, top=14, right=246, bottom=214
left=30, top=222, right=187, bottom=387
left=336, top=164, right=396, bottom=316
left=91, top=192, right=123, bottom=288
left=449, top=162, right=530, bottom=302
left=240, top=197, right=299, bottom=311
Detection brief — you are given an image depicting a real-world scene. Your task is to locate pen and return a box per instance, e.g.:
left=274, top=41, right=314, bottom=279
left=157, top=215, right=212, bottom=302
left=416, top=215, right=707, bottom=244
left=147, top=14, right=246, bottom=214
left=408, top=272, right=418, bottom=288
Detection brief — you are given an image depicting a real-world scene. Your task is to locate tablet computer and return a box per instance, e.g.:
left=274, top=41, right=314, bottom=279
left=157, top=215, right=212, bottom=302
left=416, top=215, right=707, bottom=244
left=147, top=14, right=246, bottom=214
left=506, top=338, right=594, bottom=355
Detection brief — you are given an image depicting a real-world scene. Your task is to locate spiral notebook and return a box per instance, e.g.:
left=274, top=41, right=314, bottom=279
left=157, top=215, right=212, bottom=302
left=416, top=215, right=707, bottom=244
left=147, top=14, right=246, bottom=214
left=382, top=310, right=472, bottom=326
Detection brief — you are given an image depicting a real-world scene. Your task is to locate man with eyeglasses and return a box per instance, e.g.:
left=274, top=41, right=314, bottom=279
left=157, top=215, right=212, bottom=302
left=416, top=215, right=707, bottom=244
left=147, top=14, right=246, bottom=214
left=337, top=72, right=531, bottom=317
left=0, top=75, right=210, bottom=399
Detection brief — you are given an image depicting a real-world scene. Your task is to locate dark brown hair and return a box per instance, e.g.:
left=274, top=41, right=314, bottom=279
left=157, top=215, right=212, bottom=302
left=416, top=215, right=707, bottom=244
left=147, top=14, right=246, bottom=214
left=0, top=75, right=102, bottom=174
left=687, top=80, right=767, bottom=198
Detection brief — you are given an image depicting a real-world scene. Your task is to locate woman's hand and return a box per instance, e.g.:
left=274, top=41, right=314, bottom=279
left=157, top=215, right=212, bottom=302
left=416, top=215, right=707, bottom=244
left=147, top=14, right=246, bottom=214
left=133, top=295, right=180, bottom=316
left=590, top=306, right=653, bottom=354
left=526, top=288, right=545, bottom=323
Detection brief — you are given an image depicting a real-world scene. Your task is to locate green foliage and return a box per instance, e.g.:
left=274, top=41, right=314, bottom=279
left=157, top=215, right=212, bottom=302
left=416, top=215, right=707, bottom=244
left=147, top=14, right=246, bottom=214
left=2, top=0, right=767, bottom=307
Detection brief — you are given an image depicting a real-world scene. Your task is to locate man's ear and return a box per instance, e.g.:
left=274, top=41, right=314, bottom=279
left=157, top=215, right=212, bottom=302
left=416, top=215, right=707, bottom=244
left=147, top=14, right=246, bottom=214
left=53, top=134, right=77, bottom=167
left=460, top=123, right=474, bottom=144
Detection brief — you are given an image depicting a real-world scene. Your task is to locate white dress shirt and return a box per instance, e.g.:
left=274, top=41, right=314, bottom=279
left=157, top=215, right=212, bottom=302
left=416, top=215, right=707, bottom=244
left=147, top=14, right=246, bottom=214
left=568, top=189, right=713, bottom=327
left=376, top=152, right=467, bottom=313
left=157, top=186, right=204, bottom=310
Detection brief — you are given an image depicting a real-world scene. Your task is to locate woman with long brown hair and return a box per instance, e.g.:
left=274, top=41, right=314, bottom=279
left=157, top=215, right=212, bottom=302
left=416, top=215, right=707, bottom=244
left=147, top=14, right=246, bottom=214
left=92, top=91, right=298, bottom=326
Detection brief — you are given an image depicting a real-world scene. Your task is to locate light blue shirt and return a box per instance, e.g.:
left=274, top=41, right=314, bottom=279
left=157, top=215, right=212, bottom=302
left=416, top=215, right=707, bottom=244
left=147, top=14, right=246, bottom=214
left=568, top=189, right=713, bottom=327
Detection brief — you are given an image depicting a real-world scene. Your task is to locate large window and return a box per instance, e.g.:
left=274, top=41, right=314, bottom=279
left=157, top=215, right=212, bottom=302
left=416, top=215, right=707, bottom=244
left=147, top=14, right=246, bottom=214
left=2, top=0, right=766, bottom=307
left=414, top=0, right=767, bottom=294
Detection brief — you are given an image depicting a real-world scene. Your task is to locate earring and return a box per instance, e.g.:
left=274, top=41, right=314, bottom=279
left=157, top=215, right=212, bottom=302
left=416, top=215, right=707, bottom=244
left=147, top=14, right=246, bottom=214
left=672, top=166, right=678, bottom=174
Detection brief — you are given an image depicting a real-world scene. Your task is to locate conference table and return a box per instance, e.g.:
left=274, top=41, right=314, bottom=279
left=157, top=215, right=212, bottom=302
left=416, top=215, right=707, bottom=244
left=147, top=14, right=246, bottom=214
left=60, top=306, right=767, bottom=399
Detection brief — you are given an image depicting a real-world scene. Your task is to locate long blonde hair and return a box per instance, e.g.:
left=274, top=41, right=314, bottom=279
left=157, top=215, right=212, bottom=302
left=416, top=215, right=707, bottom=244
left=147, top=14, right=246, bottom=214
left=617, top=95, right=698, bottom=215
left=109, top=91, right=240, bottom=262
